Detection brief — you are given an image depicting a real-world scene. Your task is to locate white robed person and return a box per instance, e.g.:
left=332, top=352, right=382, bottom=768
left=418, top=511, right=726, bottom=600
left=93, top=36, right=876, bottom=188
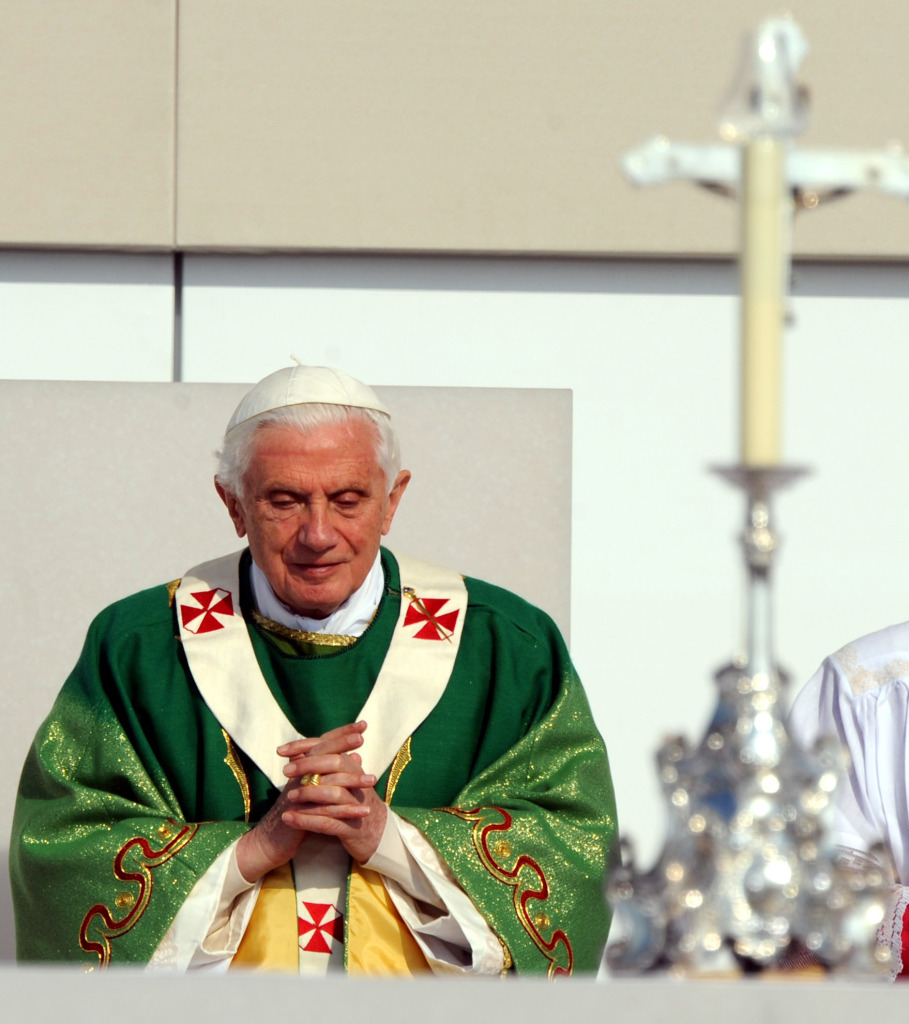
left=790, top=620, right=909, bottom=978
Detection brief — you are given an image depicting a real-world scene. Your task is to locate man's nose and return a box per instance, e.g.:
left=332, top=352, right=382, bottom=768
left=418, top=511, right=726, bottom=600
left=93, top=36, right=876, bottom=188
left=298, top=504, right=336, bottom=550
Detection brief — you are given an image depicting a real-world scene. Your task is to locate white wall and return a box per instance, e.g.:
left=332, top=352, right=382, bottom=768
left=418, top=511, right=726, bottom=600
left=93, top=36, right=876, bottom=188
left=0, top=252, right=174, bottom=380
left=4, top=250, right=909, bottom=867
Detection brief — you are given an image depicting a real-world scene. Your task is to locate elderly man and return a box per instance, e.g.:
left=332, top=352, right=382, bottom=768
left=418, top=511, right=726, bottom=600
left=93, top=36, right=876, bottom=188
left=12, top=365, right=617, bottom=976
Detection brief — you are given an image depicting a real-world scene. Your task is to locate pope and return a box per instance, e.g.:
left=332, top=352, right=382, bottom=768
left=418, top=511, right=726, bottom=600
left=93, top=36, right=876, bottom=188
left=11, top=365, right=617, bottom=976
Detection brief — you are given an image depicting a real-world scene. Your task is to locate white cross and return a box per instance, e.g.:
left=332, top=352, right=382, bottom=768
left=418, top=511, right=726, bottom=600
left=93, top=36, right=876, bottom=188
left=624, top=18, right=909, bottom=206
left=622, top=17, right=909, bottom=466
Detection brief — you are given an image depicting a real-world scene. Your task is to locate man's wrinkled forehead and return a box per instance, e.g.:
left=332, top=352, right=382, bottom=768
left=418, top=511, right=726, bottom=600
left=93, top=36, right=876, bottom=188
left=248, top=416, right=382, bottom=477
left=226, top=365, right=390, bottom=435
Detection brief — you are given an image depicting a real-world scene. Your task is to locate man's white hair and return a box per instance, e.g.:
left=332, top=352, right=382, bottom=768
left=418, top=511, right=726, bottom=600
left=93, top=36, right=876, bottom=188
left=215, top=403, right=401, bottom=500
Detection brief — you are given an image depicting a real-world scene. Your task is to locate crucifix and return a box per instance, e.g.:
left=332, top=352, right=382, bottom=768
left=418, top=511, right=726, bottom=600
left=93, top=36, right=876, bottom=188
left=624, top=15, right=909, bottom=466
left=607, top=17, right=909, bottom=977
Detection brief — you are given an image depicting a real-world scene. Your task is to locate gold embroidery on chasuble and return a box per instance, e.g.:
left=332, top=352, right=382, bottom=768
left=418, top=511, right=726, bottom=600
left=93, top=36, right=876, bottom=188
left=445, top=807, right=573, bottom=977
left=221, top=729, right=251, bottom=821
left=251, top=610, right=358, bottom=650
left=385, top=737, right=412, bottom=804
left=79, top=823, right=198, bottom=967
left=165, top=579, right=181, bottom=607
left=499, top=940, right=514, bottom=973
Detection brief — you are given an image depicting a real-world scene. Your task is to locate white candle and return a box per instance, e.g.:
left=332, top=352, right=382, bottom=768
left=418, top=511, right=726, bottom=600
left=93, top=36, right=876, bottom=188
left=740, top=138, right=786, bottom=466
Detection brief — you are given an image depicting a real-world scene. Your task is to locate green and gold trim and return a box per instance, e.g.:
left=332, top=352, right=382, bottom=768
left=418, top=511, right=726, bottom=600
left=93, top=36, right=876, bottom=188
left=79, top=822, right=198, bottom=967
left=446, top=806, right=573, bottom=977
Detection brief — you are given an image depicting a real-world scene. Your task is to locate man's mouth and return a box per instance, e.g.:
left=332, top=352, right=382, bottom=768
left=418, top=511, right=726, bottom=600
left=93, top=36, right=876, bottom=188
left=293, top=562, right=339, bottom=578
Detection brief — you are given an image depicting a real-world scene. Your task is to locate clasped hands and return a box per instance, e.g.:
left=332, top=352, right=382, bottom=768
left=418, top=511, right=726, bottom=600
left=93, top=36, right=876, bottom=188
left=236, top=720, right=387, bottom=883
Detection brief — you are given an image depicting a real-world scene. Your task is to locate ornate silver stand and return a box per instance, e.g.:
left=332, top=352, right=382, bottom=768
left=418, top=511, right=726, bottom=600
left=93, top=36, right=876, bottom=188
left=606, top=467, right=893, bottom=977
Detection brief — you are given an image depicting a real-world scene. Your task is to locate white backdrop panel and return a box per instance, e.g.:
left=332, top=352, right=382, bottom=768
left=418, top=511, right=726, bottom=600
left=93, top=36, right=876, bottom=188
left=0, top=251, right=174, bottom=381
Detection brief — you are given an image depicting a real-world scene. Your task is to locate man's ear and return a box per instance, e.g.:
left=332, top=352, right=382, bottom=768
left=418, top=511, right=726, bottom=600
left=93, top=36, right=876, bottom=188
left=382, top=470, right=411, bottom=536
left=215, top=480, right=247, bottom=538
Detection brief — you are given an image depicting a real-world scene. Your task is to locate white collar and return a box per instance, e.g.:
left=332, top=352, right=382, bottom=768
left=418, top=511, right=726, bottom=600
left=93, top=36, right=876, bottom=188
left=249, top=551, right=385, bottom=637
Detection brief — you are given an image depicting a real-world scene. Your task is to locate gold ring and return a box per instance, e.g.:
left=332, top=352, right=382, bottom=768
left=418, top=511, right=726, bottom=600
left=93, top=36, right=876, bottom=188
left=300, top=773, right=321, bottom=787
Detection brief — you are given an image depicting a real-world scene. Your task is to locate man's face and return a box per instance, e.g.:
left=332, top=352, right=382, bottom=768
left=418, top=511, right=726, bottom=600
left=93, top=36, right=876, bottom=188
left=217, top=419, right=409, bottom=619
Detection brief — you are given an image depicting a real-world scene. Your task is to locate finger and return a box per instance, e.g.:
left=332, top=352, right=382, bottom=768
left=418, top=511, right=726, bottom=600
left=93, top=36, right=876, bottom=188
left=300, top=771, right=377, bottom=792
left=278, top=721, right=367, bottom=760
left=283, top=754, right=371, bottom=780
left=287, top=778, right=375, bottom=805
left=276, top=737, right=320, bottom=759
left=306, top=724, right=368, bottom=758
left=281, top=806, right=371, bottom=830
left=288, top=794, right=365, bottom=815
left=279, top=733, right=362, bottom=764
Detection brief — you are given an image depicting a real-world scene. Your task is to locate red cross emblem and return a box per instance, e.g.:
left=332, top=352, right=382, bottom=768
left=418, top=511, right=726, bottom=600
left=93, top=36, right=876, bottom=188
left=180, top=588, right=234, bottom=634
left=298, top=902, right=344, bottom=954
left=403, top=595, right=460, bottom=641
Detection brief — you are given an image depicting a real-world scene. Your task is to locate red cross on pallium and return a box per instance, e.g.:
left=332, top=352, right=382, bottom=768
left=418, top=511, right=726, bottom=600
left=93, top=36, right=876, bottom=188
left=403, top=597, right=460, bottom=641
left=180, top=588, right=234, bottom=634
left=298, top=902, right=344, bottom=954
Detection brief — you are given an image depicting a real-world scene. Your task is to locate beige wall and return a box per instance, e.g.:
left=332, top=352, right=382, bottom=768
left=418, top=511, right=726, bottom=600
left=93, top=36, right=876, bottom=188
left=0, top=2, right=176, bottom=248
left=2, top=1, right=908, bottom=257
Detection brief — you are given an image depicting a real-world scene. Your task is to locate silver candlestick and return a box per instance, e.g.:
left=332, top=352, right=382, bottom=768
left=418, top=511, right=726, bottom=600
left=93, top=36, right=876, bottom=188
left=606, top=466, right=893, bottom=977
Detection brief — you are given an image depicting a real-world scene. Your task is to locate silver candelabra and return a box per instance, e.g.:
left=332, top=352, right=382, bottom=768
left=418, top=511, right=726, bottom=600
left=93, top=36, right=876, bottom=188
left=606, top=467, right=893, bottom=977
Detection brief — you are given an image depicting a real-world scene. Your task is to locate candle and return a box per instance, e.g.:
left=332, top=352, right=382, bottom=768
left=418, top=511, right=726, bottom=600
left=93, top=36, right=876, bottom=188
left=740, top=138, right=786, bottom=466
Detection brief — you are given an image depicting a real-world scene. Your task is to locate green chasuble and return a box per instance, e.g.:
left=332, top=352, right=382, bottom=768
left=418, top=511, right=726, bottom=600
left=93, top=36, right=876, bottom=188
left=11, top=548, right=617, bottom=975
